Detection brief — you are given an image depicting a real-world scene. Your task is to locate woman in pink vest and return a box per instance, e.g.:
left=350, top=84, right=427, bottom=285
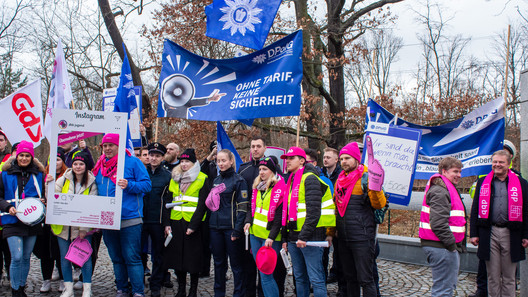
left=419, top=157, right=467, bottom=296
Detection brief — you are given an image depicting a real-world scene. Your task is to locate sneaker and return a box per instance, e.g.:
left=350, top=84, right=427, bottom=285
left=52, top=268, right=60, bottom=281
left=40, top=279, right=52, bottom=293
left=116, top=290, right=129, bottom=297
left=73, top=268, right=81, bottom=282
left=59, top=280, right=65, bottom=292
left=74, top=281, right=83, bottom=290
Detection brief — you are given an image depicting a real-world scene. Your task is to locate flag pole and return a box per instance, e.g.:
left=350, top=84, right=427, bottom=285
left=155, top=118, right=159, bottom=142
left=296, top=115, right=300, bottom=147
left=503, top=24, right=511, bottom=116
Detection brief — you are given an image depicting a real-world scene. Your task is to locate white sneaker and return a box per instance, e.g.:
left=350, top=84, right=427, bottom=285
left=59, top=280, right=65, bottom=292
left=73, top=268, right=81, bottom=282
left=74, top=281, right=83, bottom=290
left=60, top=282, right=74, bottom=297
left=40, top=279, right=51, bottom=293
left=52, top=267, right=60, bottom=281
left=82, top=283, right=91, bottom=297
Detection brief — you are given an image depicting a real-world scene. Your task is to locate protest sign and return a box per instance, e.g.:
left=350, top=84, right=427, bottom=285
left=363, top=123, right=422, bottom=206
left=0, top=80, right=44, bottom=146
left=366, top=98, right=504, bottom=179
left=157, top=31, right=302, bottom=121
left=103, top=86, right=143, bottom=147
left=46, top=109, right=128, bottom=230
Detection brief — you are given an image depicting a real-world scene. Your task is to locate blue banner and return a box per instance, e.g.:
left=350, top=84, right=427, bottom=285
left=157, top=31, right=303, bottom=121
left=366, top=98, right=505, bottom=179
left=217, top=122, right=243, bottom=171
left=114, top=45, right=137, bottom=151
left=205, top=0, right=282, bottom=50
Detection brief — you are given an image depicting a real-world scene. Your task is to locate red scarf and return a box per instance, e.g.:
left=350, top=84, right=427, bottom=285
left=334, top=165, right=364, bottom=217
left=93, top=155, right=118, bottom=183
left=282, top=166, right=305, bottom=226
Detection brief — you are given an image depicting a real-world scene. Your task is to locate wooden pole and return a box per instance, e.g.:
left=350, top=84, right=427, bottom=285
left=296, top=115, right=300, bottom=147
left=503, top=24, right=511, bottom=114
left=368, top=49, right=378, bottom=99
left=154, top=118, right=159, bottom=142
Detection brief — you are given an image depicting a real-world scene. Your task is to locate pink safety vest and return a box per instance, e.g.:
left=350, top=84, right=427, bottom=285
left=419, top=174, right=466, bottom=243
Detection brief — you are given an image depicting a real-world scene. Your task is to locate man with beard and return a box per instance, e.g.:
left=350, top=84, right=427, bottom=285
left=163, top=143, right=180, bottom=172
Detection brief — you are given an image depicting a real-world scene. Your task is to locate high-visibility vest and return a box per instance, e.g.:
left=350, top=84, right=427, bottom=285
left=0, top=154, right=10, bottom=172
left=251, top=189, right=281, bottom=241
left=51, top=179, right=90, bottom=235
left=288, top=172, right=336, bottom=231
left=419, top=174, right=466, bottom=243
left=169, top=172, right=207, bottom=222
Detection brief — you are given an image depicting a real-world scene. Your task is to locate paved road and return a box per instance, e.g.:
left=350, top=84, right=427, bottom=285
left=0, top=243, right=480, bottom=296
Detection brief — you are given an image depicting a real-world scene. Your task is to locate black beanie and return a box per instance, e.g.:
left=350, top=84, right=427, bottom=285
left=57, top=147, right=66, bottom=163
left=178, top=148, right=197, bottom=163
left=258, top=156, right=278, bottom=174
left=72, top=152, right=93, bottom=171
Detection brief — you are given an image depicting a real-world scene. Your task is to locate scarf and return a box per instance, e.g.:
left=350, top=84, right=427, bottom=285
left=479, top=169, right=523, bottom=222
left=251, top=176, right=285, bottom=221
left=282, top=167, right=305, bottom=226
left=93, top=155, right=118, bottom=184
left=172, top=162, right=201, bottom=194
left=334, top=165, right=364, bottom=217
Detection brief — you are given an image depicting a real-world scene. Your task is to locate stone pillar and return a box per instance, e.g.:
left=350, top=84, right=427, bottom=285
left=520, top=69, right=528, bottom=296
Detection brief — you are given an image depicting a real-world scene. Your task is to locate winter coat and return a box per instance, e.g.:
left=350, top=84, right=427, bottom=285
left=54, top=168, right=98, bottom=240
left=321, top=164, right=342, bottom=187
left=143, top=164, right=171, bottom=224
left=200, top=158, right=218, bottom=189
left=470, top=174, right=528, bottom=262
left=420, top=176, right=467, bottom=252
left=0, top=156, right=45, bottom=238
left=238, top=159, right=261, bottom=192
left=208, top=167, right=249, bottom=238
left=94, top=152, right=152, bottom=222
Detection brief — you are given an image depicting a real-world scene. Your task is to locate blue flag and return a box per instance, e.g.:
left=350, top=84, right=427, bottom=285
left=205, top=0, right=282, bottom=50
left=158, top=31, right=302, bottom=121
left=113, top=44, right=137, bottom=151
left=366, top=98, right=505, bottom=179
left=217, top=121, right=243, bottom=172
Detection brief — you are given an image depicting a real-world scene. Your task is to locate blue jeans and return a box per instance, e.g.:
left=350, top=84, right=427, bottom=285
left=250, top=235, right=281, bottom=297
left=57, top=236, right=93, bottom=283
left=210, top=228, right=245, bottom=297
left=7, top=235, right=36, bottom=289
left=287, top=242, right=326, bottom=297
left=103, top=224, right=144, bottom=296
left=423, top=246, right=460, bottom=297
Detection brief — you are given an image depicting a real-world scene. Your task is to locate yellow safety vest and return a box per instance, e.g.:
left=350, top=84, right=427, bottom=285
left=51, top=179, right=90, bottom=235
left=288, top=172, right=336, bottom=231
left=168, top=172, right=207, bottom=222
left=250, top=189, right=281, bottom=241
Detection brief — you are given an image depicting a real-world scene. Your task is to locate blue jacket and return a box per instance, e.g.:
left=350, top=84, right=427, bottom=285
left=95, top=153, right=151, bottom=220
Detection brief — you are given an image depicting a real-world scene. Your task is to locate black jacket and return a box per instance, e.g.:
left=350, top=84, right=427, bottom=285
left=200, top=158, right=218, bottom=189
left=143, top=164, right=171, bottom=224
left=322, top=164, right=342, bottom=187
left=238, top=159, right=260, bottom=191
left=284, top=164, right=328, bottom=242
left=209, top=168, right=249, bottom=238
left=470, top=174, right=528, bottom=262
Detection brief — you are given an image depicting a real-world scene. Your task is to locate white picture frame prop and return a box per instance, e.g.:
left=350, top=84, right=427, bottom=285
left=46, top=109, right=128, bottom=230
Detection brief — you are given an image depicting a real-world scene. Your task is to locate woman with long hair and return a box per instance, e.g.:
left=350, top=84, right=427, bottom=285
left=53, top=152, right=97, bottom=297
left=207, top=149, right=249, bottom=297
left=163, top=148, right=209, bottom=297
left=243, top=156, right=285, bottom=297
left=0, top=141, right=46, bottom=297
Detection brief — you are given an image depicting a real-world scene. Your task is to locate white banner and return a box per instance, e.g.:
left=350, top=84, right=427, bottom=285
left=46, top=109, right=128, bottom=230
left=43, top=39, right=73, bottom=141
left=0, top=80, right=44, bottom=146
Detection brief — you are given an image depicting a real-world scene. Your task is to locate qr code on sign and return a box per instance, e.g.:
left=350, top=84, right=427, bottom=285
left=100, top=211, right=114, bottom=226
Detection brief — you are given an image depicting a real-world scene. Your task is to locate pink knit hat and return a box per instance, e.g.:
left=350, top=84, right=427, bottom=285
left=16, top=140, right=34, bottom=158
left=339, top=142, right=361, bottom=162
left=101, top=133, right=119, bottom=146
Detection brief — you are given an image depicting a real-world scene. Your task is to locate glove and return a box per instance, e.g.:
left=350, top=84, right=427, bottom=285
left=366, top=135, right=385, bottom=191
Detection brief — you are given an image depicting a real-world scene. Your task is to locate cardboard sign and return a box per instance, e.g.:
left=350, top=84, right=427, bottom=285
left=363, top=125, right=422, bottom=206
left=46, top=109, right=128, bottom=230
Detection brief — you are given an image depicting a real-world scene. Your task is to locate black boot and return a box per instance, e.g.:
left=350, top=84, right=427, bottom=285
left=175, top=271, right=186, bottom=297
left=11, top=287, right=19, bottom=297
left=18, top=286, right=27, bottom=297
left=187, top=273, right=198, bottom=297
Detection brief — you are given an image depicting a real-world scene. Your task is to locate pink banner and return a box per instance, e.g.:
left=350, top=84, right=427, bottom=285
left=58, top=132, right=101, bottom=145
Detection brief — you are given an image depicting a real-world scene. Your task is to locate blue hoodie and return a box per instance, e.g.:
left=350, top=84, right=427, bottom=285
left=95, top=153, right=151, bottom=221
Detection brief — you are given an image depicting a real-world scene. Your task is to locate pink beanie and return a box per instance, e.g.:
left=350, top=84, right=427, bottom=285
left=339, top=142, right=361, bottom=162
left=16, top=140, right=34, bottom=158
left=101, top=133, right=119, bottom=146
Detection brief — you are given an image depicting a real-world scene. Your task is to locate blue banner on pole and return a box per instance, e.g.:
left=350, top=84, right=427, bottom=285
left=113, top=45, right=137, bottom=151
left=366, top=98, right=505, bottom=179
left=217, top=122, right=243, bottom=172
left=157, top=31, right=303, bottom=121
left=205, top=0, right=282, bottom=50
